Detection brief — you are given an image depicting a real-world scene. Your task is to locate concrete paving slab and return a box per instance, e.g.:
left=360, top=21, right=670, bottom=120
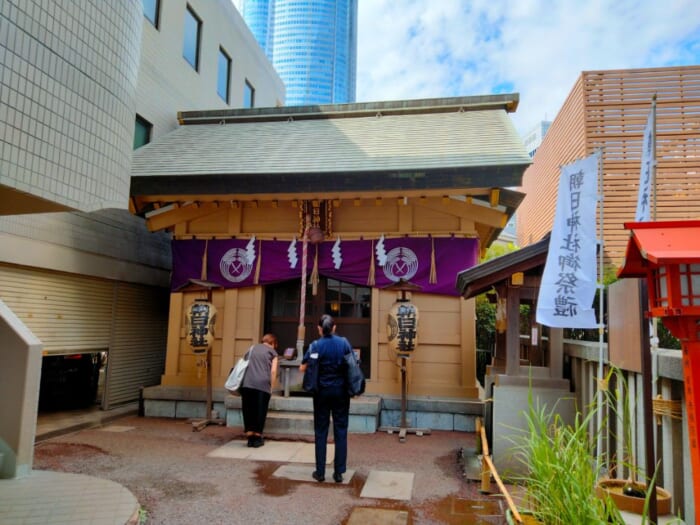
left=360, top=470, right=414, bottom=501
left=207, top=440, right=301, bottom=461
left=346, top=507, right=409, bottom=525
left=272, top=464, right=355, bottom=484
left=98, top=425, right=135, bottom=432
left=206, top=439, right=333, bottom=464
left=0, top=470, right=139, bottom=525
left=288, top=442, right=334, bottom=463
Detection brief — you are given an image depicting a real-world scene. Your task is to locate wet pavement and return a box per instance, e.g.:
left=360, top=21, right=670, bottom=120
left=20, top=412, right=509, bottom=524
left=1, top=409, right=677, bottom=524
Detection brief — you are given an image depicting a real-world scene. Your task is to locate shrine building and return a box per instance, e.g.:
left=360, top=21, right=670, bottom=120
left=129, top=95, right=531, bottom=403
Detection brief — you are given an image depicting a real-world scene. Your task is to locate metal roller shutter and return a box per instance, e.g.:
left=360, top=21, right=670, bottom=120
left=0, top=265, right=113, bottom=354
left=103, top=282, right=169, bottom=408
left=0, top=264, right=170, bottom=409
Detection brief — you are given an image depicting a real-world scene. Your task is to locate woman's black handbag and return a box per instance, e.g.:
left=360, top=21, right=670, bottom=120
left=345, top=350, right=365, bottom=397
left=302, top=344, right=320, bottom=394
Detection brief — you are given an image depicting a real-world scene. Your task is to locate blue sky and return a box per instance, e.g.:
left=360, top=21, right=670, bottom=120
left=356, top=0, right=700, bottom=135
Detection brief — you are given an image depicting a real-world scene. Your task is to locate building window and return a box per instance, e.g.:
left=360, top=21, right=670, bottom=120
left=217, top=47, right=231, bottom=103
left=143, top=0, right=159, bottom=28
left=134, top=115, right=152, bottom=149
left=244, top=80, right=255, bottom=108
left=183, top=5, right=201, bottom=70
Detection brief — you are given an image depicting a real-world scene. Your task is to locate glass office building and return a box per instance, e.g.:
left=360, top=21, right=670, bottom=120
left=241, top=0, right=357, bottom=105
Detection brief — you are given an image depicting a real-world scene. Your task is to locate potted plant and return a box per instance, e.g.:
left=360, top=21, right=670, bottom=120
left=595, top=368, right=672, bottom=516
left=595, top=478, right=671, bottom=516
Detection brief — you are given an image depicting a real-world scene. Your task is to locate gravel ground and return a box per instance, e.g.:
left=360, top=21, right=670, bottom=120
left=33, top=415, right=508, bottom=525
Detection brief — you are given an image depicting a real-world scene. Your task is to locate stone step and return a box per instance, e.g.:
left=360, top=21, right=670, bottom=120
left=265, top=411, right=315, bottom=435
left=227, top=406, right=379, bottom=435
left=143, top=387, right=483, bottom=433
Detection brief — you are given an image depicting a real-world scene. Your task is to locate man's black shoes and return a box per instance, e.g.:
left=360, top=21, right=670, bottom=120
left=312, top=471, right=325, bottom=482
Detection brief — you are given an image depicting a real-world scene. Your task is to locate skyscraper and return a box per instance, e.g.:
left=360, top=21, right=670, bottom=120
left=522, top=120, right=552, bottom=158
left=240, top=0, right=357, bottom=105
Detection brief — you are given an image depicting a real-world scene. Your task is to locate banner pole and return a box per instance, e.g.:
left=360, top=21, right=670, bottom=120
left=596, top=147, right=606, bottom=474
left=650, top=94, right=660, bottom=367
left=651, top=93, right=657, bottom=221
left=645, top=93, right=660, bottom=523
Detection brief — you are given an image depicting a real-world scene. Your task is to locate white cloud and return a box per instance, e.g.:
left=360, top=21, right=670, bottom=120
left=357, top=0, right=700, bottom=134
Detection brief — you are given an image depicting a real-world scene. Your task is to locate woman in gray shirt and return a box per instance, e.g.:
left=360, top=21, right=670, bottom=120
left=240, top=333, right=279, bottom=447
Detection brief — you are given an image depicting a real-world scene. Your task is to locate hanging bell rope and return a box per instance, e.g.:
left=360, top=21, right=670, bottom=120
left=200, top=239, right=209, bottom=280
left=367, top=240, right=376, bottom=286
left=429, top=237, right=437, bottom=284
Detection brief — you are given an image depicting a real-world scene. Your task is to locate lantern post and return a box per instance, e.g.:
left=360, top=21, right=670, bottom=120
left=618, top=220, right=700, bottom=513
left=177, top=279, right=225, bottom=432
left=379, top=279, right=431, bottom=442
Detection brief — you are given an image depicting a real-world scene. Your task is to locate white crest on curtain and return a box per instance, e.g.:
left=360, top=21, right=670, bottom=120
left=332, top=237, right=343, bottom=269
left=287, top=237, right=298, bottom=268
left=536, top=151, right=600, bottom=328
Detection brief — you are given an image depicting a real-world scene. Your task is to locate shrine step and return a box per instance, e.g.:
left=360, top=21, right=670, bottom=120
left=225, top=394, right=380, bottom=434
left=265, top=411, right=315, bottom=435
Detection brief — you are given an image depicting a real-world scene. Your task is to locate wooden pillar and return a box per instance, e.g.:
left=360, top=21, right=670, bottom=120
left=505, top=285, right=521, bottom=376
left=549, top=328, right=564, bottom=379
left=163, top=293, right=183, bottom=379
left=527, top=305, right=543, bottom=366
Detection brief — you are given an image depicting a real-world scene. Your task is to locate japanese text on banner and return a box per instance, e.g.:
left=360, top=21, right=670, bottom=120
left=536, top=151, right=600, bottom=328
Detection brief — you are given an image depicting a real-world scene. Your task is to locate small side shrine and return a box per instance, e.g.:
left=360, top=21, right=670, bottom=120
left=617, top=220, right=700, bottom=509
left=456, top=234, right=574, bottom=473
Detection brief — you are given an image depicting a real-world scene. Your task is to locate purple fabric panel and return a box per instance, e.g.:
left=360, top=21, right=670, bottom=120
left=316, top=240, right=374, bottom=284
left=171, top=237, right=479, bottom=296
left=367, top=237, right=478, bottom=295
left=434, top=236, right=479, bottom=295
left=258, top=240, right=304, bottom=284
left=316, top=237, right=479, bottom=295
left=171, top=239, right=206, bottom=291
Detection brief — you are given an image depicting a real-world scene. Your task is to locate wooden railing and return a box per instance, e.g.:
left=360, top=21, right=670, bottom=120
left=565, top=340, right=691, bottom=521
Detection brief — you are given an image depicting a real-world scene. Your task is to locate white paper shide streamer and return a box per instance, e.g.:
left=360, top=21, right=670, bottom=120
left=332, top=237, right=343, bottom=269
left=245, top=235, right=256, bottom=265
left=375, top=234, right=387, bottom=266
left=287, top=237, right=298, bottom=269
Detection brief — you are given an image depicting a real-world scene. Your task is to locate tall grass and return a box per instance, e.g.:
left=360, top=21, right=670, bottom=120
left=512, top=394, right=624, bottom=524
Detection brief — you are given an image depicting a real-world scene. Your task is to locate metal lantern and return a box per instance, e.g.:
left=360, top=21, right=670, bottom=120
left=387, top=297, right=419, bottom=355
left=185, top=299, right=217, bottom=354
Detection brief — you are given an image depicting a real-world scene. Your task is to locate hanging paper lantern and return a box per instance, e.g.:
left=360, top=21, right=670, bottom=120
left=387, top=298, right=419, bottom=355
left=185, top=299, right=217, bottom=353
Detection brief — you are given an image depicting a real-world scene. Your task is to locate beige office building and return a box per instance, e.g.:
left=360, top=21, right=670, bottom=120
left=0, top=0, right=284, bottom=411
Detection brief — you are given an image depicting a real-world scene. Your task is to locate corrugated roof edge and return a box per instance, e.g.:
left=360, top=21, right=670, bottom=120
left=177, top=93, right=520, bottom=125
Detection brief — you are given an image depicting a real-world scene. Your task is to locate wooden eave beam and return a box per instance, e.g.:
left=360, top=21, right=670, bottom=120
left=133, top=188, right=501, bottom=208
left=414, top=197, right=507, bottom=229
left=145, top=202, right=222, bottom=232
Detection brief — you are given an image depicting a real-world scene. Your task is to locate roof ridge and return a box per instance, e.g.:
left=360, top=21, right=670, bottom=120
left=178, top=94, right=520, bottom=125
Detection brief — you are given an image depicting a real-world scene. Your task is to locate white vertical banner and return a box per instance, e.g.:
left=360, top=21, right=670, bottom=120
left=536, top=151, right=601, bottom=328
left=635, top=105, right=655, bottom=222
